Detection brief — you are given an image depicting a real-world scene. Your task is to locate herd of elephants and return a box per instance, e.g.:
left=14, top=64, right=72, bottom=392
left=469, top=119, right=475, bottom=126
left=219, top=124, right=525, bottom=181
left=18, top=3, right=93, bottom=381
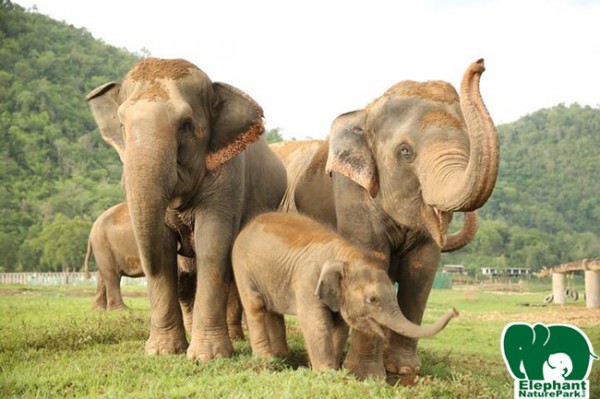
left=82, top=57, right=499, bottom=380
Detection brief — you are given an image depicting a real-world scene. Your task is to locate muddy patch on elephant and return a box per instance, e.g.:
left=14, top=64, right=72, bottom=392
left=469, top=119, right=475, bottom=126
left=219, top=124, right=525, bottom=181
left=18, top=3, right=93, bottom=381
left=128, top=58, right=196, bottom=82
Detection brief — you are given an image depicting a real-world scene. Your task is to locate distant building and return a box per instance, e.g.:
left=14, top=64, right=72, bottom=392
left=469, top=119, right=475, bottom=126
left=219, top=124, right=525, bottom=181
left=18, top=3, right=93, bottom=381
left=442, top=264, right=467, bottom=275
left=505, top=267, right=530, bottom=277
left=479, top=267, right=531, bottom=278
left=480, top=267, right=501, bottom=277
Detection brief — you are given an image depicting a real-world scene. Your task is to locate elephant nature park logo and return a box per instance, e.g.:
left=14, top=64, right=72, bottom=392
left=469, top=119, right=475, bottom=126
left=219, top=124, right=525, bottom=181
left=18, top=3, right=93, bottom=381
left=501, top=322, right=598, bottom=399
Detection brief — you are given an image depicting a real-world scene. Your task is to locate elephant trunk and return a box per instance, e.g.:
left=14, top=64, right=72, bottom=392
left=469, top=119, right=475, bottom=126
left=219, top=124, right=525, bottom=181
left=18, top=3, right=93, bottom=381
left=123, top=129, right=178, bottom=276
left=442, top=211, right=478, bottom=252
left=376, top=306, right=458, bottom=339
left=425, top=59, right=499, bottom=212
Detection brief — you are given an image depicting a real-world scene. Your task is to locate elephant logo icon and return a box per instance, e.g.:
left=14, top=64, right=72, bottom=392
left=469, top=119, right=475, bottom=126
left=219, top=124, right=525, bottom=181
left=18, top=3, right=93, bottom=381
left=501, top=322, right=598, bottom=399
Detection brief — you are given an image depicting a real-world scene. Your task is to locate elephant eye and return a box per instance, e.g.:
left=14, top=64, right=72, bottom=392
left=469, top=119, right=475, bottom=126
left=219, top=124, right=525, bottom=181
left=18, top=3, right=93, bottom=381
left=179, top=119, right=194, bottom=135
left=365, top=295, right=379, bottom=305
left=396, top=143, right=415, bottom=161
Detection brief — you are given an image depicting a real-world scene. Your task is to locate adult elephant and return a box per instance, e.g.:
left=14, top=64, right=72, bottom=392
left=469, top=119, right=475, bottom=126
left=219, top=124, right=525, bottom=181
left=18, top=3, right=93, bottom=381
left=83, top=202, right=244, bottom=339
left=272, top=59, right=499, bottom=379
left=85, top=58, right=286, bottom=360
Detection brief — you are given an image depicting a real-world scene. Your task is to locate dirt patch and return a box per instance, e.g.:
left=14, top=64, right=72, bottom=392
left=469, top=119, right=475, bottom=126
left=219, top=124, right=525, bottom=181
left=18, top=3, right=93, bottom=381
left=466, top=305, right=600, bottom=327
left=127, top=58, right=196, bottom=82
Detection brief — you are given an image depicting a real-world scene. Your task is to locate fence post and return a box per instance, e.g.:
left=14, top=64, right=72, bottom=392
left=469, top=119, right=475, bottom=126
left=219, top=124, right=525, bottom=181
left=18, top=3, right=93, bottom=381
left=552, top=273, right=566, bottom=305
left=584, top=270, right=600, bottom=309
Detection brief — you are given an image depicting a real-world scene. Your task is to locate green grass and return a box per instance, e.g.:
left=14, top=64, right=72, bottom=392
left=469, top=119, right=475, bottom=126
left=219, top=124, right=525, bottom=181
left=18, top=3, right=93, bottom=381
left=0, top=284, right=598, bottom=398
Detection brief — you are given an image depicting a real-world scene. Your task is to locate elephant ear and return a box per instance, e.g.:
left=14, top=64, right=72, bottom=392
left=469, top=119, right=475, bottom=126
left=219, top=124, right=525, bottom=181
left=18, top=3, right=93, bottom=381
left=206, top=82, right=265, bottom=170
left=85, top=82, right=125, bottom=163
left=315, top=260, right=345, bottom=312
left=325, top=110, right=379, bottom=197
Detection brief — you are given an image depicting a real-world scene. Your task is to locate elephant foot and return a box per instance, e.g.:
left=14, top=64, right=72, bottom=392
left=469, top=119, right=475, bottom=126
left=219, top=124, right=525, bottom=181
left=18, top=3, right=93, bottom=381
left=145, top=330, right=188, bottom=355
left=383, top=346, right=421, bottom=375
left=343, top=354, right=386, bottom=381
left=227, top=323, right=244, bottom=341
left=186, top=333, right=233, bottom=361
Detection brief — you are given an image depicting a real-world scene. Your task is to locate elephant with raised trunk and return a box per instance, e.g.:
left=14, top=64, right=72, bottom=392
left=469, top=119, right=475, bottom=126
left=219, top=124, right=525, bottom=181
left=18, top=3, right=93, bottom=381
left=273, top=59, right=499, bottom=379
left=232, top=212, right=457, bottom=372
left=86, top=58, right=286, bottom=359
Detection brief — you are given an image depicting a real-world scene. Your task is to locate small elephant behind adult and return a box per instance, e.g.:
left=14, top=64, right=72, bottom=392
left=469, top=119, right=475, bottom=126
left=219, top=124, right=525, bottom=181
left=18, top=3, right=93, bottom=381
left=232, top=212, right=458, bottom=372
left=83, top=202, right=244, bottom=339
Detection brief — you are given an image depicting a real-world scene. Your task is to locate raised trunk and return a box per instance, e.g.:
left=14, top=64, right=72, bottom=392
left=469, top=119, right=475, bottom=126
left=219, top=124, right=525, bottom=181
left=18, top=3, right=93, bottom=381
left=428, top=59, right=500, bottom=212
left=442, top=211, right=478, bottom=252
left=376, top=306, right=458, bottom=339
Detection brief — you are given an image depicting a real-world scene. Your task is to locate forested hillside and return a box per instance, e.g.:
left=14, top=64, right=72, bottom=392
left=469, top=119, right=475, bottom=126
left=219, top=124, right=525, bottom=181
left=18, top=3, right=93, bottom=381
left=442, top=104, right=600, bottom=273
left=0, top=1, right=138, bottom=272
left=0, top=1, right=598, bottom=273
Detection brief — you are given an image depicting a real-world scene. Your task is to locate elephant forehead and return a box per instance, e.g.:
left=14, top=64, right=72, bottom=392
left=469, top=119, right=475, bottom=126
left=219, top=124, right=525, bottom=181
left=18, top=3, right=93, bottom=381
left=126, top=58, right=198, bottom=82
left=378, top=80, right=459, bottom=105
left=130, top=82, right=170, bottom=102
left=420, top=109, right=465, bottom=131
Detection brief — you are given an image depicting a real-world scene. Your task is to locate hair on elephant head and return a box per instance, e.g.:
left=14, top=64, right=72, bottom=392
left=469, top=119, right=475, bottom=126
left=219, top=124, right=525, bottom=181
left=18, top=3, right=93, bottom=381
left=325, top=59, right=499, bottom=247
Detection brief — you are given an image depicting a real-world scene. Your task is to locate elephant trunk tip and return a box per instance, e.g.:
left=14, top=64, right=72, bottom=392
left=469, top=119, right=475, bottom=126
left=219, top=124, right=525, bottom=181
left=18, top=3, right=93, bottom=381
left=472, top=59, right=485, bottom=72
left=451, top=307, right=459, bottom=318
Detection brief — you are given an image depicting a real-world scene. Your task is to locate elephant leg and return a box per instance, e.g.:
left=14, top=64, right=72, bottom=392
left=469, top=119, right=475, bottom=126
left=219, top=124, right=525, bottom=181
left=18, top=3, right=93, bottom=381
left=265, top=312, right=288, bottom=357
left=299, top=307, right=339, bottom=372
left=226, top=281, right=244, bottom=340
left=92, top=273, right=108, bottom=310
left=243, top=298, right=274, bottom=357
left=332, top=315, right=349, bottom=369
left=106, top=272, right=128, bottom=311
left=343, top=330, right=386, bottom=379
left=143, top=235, right=188, bottom=355
left=384, top=240, right=440, bottom=375
left=186, top=215, right=235, bottom=361
left=178, top=269, right=196, bottom=336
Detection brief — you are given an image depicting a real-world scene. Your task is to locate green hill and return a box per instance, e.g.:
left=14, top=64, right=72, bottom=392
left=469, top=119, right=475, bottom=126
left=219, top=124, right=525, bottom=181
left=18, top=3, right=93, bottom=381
left=0, top=1, right=598, bottom=273
left=0, top=1, right=139, bottom=271
left=442, top=103, right=600, bottom=273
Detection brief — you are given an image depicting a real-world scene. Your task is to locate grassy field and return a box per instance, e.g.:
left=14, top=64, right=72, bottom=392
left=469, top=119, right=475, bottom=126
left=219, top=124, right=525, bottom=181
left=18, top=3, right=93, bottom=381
left=1, top=283, right=598, bottom=398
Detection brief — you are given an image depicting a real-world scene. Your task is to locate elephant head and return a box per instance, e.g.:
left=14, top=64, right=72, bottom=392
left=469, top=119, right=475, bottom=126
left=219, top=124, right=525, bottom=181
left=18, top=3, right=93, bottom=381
left=502, top=323, right=598, bottom=381
left=325, top=59, right=498, bottom=247
left=315, top=260, right=457, bottom=339
left=86, top=58, right=263, bottom=274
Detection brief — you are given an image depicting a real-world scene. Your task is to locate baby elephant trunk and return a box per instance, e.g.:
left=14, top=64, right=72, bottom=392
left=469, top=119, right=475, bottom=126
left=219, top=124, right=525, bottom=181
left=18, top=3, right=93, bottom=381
left=378, top=307, right=458, bottom=339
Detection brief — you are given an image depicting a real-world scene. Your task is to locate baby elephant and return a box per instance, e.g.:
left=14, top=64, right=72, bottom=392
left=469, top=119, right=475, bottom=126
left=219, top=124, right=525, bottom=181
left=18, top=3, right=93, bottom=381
left=232, top=212, right=458, bottom=372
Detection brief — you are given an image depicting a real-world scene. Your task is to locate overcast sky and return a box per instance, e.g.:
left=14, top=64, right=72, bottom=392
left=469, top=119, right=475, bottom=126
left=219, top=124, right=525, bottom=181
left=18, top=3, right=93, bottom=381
left=13, top=0, right=600, bottom=139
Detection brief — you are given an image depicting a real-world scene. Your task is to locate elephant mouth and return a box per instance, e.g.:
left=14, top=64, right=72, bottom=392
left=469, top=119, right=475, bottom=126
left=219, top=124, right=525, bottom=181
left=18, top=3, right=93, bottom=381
left=423, top=206, right=450, bottom=247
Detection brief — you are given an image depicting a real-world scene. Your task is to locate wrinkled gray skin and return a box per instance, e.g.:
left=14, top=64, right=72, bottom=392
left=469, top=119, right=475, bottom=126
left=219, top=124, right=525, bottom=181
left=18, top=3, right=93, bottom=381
left=232, top=212, right=457, bottom=372
left=86, top=58, right=286, bottom=359
left=272, top=60, right=499, bottom=379
left=83, top=202, right=244, bottom=339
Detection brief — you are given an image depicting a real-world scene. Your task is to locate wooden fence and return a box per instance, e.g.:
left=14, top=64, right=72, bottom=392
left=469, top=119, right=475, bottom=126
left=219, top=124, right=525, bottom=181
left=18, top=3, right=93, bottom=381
left=0, top=272, right=147, bottom=286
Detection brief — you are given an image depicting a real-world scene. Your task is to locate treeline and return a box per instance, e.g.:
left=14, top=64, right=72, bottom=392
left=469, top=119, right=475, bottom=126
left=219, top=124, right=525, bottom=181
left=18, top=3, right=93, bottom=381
left=442, top=103, right=600, bottom=273
left=0, top=2, right=598, bottom=273
left=0, top=1, right=136, bottom=272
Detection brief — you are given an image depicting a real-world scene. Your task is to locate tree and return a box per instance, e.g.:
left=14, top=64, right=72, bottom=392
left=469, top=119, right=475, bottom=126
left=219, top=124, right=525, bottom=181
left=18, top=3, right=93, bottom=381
left=265, top=128, right=284, bottom=143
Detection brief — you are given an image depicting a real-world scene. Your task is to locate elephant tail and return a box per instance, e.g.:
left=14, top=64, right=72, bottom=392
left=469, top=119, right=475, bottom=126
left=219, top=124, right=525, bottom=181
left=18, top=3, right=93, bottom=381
left=84, top=236, right=93, bottom=279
